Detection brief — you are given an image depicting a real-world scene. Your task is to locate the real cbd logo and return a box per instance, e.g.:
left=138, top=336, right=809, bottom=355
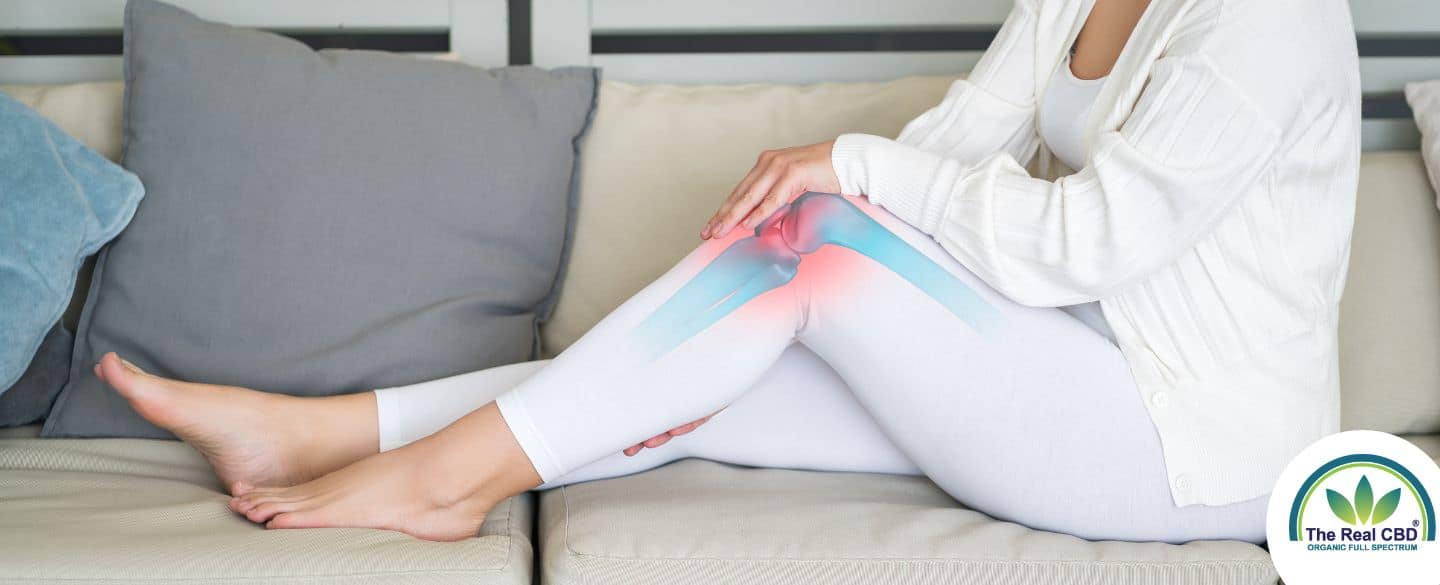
left=1310, top=475, right=1420, bottom=542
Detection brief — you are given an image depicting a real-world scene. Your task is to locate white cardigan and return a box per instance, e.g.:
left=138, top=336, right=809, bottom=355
left=831, top=0, right=1361, bottom=507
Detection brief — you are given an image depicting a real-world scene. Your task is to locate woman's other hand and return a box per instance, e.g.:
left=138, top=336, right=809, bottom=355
left=702, top=140, right=840, bottom=239
left=622, top=410, right=721, bottom=456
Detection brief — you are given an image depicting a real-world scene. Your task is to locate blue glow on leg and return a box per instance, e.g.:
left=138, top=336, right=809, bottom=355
left=633, top=237, right=799, bottom=357
left=631, top=192, right=998, bottom=358
left=783, top=192, right=999, bottom=333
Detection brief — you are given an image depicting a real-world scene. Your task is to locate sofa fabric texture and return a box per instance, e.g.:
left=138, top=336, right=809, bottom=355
left=42, top=0, right=599, bottom=438
left=0, top=91, right=142, bottom=412
left=0, top=434, right=535, bottom=584
left=0, top=81, right=124, bottom=163
left=541, top=433, right=1440, bottom=585
left=1339, top=151, right=1440, bottom=434
left=538, top=459, right=1280, bottom=585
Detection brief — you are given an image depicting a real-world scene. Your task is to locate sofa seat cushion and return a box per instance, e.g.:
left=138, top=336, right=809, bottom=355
left=1408, top=433, right=1440, bottom=459
left=0, top=436, right=534, bottom=584
left=538, top=459, right=1279, bottom=585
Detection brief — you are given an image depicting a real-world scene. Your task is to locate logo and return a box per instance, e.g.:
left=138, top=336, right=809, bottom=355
left=1267, top=431, right=1440, bottom=584
left=1289, top=454, right=1432, bottom=545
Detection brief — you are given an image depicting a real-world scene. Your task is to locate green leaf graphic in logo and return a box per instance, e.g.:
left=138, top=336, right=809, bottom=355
left=1355, top=475, right=1374, bottom=524
left=1371, top=488, right=1402, bottom=525
left=1328, top=488, right=1357, bottom=525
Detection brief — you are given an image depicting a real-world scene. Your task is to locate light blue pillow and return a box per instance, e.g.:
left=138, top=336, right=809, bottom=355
left=0, top=93, right=144, bottom=395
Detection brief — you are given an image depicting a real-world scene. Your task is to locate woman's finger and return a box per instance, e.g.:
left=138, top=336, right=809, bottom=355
left=741, top=181, right=798, bottom=230
left=711, top=152, right=786, bottom=237
left=623, top=414, right=712, bottom=455
left=668, top=417, right=710, bottom=436
left=705, top=197, right=741, bottom=239
left=705, top=153, right=773, bottom=237
left=708, top=171, right=774, bottom=239
left=713, top=169, right=781, bottom=238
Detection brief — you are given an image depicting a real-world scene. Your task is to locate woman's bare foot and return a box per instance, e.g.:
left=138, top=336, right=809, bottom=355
left=229, top=402, right=541, bottom=541
left=95, top=352, right=378, bottom=494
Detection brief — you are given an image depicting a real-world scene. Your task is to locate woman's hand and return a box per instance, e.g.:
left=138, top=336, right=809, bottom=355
left=701, top=140, right=841, bottom=239
left=622, top=410, right=723, bottom=456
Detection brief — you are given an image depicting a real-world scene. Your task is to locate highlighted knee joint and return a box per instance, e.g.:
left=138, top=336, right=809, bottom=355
left=633, top=192, right=996, bottom=358
left=781, top=193, right=996, bottom=328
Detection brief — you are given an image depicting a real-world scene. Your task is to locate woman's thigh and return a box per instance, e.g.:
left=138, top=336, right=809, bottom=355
left=789, top=195, right=1267, bottom=543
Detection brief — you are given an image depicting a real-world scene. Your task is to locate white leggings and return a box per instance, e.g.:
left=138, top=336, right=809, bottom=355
left=375, top=194, right=1268, bottom=544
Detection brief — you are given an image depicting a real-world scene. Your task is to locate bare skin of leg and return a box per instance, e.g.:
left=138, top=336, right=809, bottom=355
left=94, top=352, right=378, bottom=494
left=98, top=350, right=540, bottom=541
left=230, top=402, right=540, bottom=541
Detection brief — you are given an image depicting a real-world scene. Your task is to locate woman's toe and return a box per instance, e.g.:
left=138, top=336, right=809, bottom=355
left=229, top=493, right=271, bottom=515
left=266, top=511, right=319, bottom=530
left=234, top=491, right=281, bottom=513
left=98, top=353, right=139, bottom=397
left=232, top=493, right=258, bottom=511
left=246, top=500, right=299, bottom=523
left=240, top=486, right=286, bottom=501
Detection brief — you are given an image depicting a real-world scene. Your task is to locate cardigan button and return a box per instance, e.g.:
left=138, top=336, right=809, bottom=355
left=1151, top=392, right=1170, bottom=408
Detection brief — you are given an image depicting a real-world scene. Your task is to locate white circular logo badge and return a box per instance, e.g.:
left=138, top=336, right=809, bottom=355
left=1266, top=430, right=1440, bottom=584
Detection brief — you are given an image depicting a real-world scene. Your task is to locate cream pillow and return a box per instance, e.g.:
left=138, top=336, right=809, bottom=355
left=1340, top=151, right=1440, bottom=434
left=1406, top=80, right=1440, bottom=210
left=0, top=82, right=124, bottom=162
left=542, top=76, right=955, bottom=355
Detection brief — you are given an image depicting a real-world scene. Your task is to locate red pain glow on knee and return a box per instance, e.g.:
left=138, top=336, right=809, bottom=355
left=632, top=193, right=997, bottom=358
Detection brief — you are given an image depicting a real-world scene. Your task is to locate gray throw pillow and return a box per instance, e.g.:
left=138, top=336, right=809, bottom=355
left=42, top=0, right=598, bottom=438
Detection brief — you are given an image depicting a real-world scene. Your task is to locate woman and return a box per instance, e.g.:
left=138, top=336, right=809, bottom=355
left=93, top=0, right=1360, bottom=544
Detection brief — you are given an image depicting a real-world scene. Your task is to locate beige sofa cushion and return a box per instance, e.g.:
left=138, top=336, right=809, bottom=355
left=0, top=436, right=534, bottom=584
left=1407, top=433, right=1440, bottom=459
left=1341, top=151, right=1440, bottom=433
left=543, top=76, right=955, bottom=354
left=0, top=81, right=124, bottom=162
left=538, top=459, right=1280, bottom=585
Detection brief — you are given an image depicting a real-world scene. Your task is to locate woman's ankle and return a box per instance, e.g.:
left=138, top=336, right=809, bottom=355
left=283, top=392, right=381, bottom=478
left=420, top=403, right=543, bottom=507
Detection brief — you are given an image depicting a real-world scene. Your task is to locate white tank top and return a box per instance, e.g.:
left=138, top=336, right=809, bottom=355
left=1038, top=55, right=1108, bottom=171
left=1039, top=54, right=1117, bottom=343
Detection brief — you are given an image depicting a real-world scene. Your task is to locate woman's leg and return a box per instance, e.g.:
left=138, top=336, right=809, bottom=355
left=373, top=346, right=920, bottom=487
left=227, top=197, right=893, bottom=539
left=492, top=193, right=1268, bottom=543
left=94, top=328, right=915, bottom=494
left=233, top=193, right=1266, bottom=543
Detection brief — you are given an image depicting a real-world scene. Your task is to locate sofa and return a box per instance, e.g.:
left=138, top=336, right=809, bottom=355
left=1, top=75, right=1437, bottom=585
